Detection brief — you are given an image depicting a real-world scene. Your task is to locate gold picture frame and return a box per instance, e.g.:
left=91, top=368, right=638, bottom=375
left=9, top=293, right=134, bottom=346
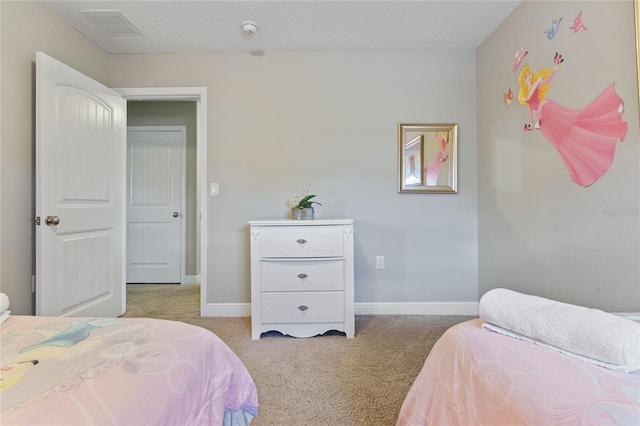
left=635, top=0, right=640, bottom=121
left=398, top=123, right=458, bottom=193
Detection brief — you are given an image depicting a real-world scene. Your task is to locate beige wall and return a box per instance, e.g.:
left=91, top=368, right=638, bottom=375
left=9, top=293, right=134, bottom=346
left=1, top=1, right=480, bottom=312
left=5, top=0, right=636, bottom=315
left=127, top=102, right=199, bottom=276
left=108, top=51, right=480, bottom=305
left=477, top=0, right=640, bottom=311
left=3, top=0, right=636, bottom=315
left=0, top=1, right=110, bottom=314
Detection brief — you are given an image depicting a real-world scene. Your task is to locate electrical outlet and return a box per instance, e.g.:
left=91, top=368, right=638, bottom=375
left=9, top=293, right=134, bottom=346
left=376, top=256, right=385, bottom=269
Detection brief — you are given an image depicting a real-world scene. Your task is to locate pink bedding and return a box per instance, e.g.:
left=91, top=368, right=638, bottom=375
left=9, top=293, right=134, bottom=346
left=397, top=318, right=640, bottom=425
left=1, top=315, right=257, bottom=425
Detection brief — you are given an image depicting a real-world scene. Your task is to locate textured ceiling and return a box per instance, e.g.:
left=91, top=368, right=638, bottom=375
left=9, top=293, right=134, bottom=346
left=39, top=0, right=522, bottom=54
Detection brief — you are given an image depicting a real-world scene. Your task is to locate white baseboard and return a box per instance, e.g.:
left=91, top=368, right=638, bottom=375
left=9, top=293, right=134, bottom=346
left=204, top=303, right=252, bottom=317
left=183, top=275, right=200, bottom=285
left=355, top=302, right=478, bottom=316
left=204, top=302, right=478, bottom=317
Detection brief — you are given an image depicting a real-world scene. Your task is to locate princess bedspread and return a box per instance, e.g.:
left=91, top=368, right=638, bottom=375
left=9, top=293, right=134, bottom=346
left=397, top=318, right=640, bottom=425
left=0, top=315, right=258, bottom=425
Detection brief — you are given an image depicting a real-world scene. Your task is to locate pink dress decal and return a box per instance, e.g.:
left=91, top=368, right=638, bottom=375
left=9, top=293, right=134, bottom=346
left=518, top=56, right=627, bottom=187
left=538, top=84, right=627, bottom=186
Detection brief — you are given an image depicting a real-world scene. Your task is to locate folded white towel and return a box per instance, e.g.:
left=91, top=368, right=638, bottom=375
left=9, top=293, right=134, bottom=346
left=0, top=292, right=9, bottom=312
left=481, top=322, right=635, bottom=372
left=479, top=288, right=640, bottom=371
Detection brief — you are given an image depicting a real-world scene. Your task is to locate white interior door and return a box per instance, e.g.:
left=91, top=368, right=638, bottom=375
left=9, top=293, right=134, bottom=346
left=126, top=126, right=185, bottom=283
left=36, top=52, right=126, bottom=317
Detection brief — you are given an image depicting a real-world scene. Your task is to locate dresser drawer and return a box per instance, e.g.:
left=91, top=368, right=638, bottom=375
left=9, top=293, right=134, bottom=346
left=261, top=292, right=344, bottom=323
left=260, top=225, right=343, bottom=258
left=261, top=259, right=344, bottom=292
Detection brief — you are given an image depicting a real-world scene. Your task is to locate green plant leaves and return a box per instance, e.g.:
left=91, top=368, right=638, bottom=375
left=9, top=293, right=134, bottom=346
left=297, top=194, right=322, bottom=208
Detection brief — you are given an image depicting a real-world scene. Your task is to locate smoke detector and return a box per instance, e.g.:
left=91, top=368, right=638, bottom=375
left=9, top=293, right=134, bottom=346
left=241, top=21, right=258, bottom=35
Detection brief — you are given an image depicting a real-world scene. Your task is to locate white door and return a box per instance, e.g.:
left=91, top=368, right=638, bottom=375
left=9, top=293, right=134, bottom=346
left=35, top=52, right=126, bottom=317
left=126, top=127, right=185, bottom=283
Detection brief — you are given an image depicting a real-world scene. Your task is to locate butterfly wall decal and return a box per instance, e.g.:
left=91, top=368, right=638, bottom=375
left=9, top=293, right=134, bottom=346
left=512, top=47, right=528, bottom=73
left=544, top=17, right=563, bottom=40
left=503, top=87, right=513, bottom=108
left=570, top=10, right=588, bottom=33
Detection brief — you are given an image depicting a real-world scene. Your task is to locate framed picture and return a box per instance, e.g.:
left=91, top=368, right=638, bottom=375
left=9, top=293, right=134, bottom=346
left=398, top=123, right=458, bottom=193
left=635, top=0, right=639, bottom=123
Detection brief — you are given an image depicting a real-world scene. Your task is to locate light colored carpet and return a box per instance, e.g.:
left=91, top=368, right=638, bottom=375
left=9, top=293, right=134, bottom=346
left=120, top=283, right=200, bottom=321
left=188, top=315, right=472, bottom=426
left=121, top=284, right=473, bottom=425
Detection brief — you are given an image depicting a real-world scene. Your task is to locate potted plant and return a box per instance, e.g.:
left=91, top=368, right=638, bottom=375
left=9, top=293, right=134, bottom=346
left=287, top=184, right=321, bottom=220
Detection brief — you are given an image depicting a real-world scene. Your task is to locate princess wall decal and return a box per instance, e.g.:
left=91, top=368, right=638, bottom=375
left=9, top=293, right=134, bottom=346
left=517, top=53, right=628, bottom=187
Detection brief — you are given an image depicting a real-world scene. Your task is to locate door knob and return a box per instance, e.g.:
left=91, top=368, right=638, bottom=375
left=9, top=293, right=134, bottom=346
left=45, top=216, right=60, bottom=226
left=173, top=212, right=179, bottom=218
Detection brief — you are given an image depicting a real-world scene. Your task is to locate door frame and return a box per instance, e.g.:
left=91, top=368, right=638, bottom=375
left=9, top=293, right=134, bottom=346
left=126, top=125, right=187, bottom=284
left=115, top=87, right=207, bottom=316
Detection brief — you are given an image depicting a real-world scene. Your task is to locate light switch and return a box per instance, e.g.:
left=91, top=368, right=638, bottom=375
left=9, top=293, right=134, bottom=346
left=210, top=183, right=219, bottom=196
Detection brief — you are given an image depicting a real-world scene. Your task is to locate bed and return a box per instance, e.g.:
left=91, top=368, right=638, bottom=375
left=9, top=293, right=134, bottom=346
left=0, top=315, right=258, bottom=425
left=397, top=290, right=640, bottom=426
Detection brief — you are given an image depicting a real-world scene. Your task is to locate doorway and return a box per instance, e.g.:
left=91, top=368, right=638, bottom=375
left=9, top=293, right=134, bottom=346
left=35, top=52, right=207, bottom=317
left=116, top=88, right=208, bottom=317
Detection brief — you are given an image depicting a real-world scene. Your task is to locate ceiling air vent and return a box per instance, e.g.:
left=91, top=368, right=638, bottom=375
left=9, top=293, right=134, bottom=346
left=81, top=10, right=143, bottom=36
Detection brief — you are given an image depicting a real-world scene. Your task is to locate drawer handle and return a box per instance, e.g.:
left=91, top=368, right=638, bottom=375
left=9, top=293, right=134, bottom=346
left=298, top=305, right=308, bottom=311
left=297, top=273, right=308, bottom=279
left=296, top=238, right=307, bottom=245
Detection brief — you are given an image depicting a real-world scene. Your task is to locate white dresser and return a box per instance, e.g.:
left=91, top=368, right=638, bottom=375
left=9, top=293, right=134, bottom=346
left=249, top=219, right=355, bottom=340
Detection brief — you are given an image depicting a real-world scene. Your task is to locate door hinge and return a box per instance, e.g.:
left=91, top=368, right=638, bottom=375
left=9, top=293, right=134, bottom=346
left=34, top=216, right=41, bottom=226
left=32, top=275, right=36, bottom=293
